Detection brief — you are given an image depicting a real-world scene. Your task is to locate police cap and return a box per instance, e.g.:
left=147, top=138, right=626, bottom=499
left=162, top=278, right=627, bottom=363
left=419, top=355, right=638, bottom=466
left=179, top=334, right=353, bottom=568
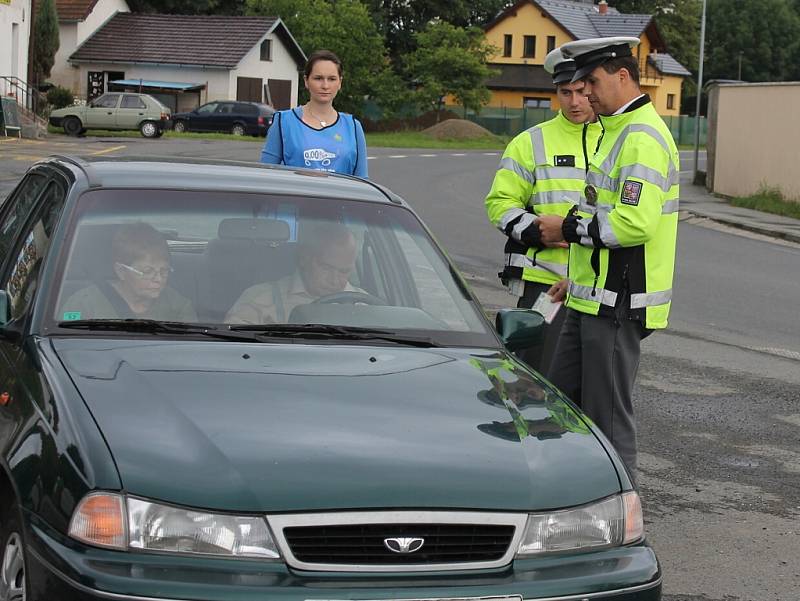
left=560, top=36, right=640, bottom=82
left=543, top=48, right=575, bottom=85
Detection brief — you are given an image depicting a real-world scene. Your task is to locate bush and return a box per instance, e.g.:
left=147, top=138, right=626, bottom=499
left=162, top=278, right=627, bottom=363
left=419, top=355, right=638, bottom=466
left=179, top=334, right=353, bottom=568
left=46, top=86, right=74, bottom=109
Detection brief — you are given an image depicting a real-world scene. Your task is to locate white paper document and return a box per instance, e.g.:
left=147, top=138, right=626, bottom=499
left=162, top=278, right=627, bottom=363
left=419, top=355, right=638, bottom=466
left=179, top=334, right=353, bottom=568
left=531, top=291, right=562, bottom=324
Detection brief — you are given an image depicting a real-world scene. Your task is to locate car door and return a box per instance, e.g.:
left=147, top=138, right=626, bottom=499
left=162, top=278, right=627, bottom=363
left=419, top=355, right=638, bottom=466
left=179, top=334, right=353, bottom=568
left=210, top=102, right=235, bottom=133
left=117, top=94, right=148, bottom=129
left=84, top=93, right=121, bottom=129
left=190, top=102, right=218, bottom=131
left=0, top=171, right=68, bottom=446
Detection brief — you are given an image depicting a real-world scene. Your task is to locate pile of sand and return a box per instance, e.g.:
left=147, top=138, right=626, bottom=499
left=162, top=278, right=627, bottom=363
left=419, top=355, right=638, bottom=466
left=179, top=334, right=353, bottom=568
left=421, top=119, right=497, bottom=140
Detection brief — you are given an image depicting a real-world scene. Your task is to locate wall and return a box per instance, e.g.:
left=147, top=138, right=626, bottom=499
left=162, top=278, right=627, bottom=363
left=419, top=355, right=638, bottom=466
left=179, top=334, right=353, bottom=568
left=76, top=0, right=129, bottom=44
left=708, top=82, right=800, bottom=201
left=644, top=73, right=682, bottom=117
left=0, top=0, right=31, bottom=81
left=51, top=22, right=78, bottom=90
left=229, top=30, right=299, bottom=106
left=72, top=62, right=230, bottom=102
left=485, top=1, right=571, bottom=65
left=481, top=88, right=557, bottom=110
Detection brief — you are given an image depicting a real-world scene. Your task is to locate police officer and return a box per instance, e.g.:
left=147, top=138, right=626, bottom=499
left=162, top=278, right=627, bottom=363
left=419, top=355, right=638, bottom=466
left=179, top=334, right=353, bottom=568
left=485, top=48, right=601, bottom=374
left=537, top=37, right=680, bottom=479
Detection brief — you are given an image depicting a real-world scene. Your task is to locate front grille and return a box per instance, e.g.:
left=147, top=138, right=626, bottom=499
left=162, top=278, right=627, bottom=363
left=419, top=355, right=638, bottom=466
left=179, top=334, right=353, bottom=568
left=283, top=523, right=516, bottom=565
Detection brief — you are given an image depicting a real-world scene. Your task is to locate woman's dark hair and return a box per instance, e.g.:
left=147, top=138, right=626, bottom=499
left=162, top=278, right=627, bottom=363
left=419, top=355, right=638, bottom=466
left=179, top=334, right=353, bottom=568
left=304, top=50, right=343, bottom=78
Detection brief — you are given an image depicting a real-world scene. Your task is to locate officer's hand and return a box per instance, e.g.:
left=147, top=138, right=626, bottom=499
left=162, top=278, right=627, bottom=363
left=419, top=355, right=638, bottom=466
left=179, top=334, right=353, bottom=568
left=537, top=215, right=565, bottom=244
left=544, top=241, right=569, bottom=249
left=547, top=279, right=569, bottom=303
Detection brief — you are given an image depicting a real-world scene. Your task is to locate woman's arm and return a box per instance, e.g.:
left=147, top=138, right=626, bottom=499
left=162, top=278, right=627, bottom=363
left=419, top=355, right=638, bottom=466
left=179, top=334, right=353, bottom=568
left=353, top=118, right=368, bottom=178
left=260, top=112, right=283, bottom=164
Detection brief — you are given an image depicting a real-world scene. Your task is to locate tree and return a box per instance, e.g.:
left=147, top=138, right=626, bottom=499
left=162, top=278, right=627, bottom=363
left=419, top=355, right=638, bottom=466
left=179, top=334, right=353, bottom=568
left=705, top=0, right=800, bottom=82
left=365, top=0, right=513, bottom=64
left=246, top=0, right=401, bottom=115
left=404, top=21, right=498, bottom=121
left=31, top=0, right=60, bottom=85
left=126, top=0, right=246, bottom=14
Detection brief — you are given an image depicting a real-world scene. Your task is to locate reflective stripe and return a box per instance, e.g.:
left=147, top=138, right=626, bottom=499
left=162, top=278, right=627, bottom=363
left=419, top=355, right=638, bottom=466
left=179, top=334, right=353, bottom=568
left=534, top=166, right=586, bottom=181
left=600, top=123, right=673, bottom=174
left=568, top=282, right=618, bottom=307
left=588, top=164, right=678, bottom=194
left=575, top=216, right=591, bottom=238
left=596, top=211, right=622, bottom=248
left=505, top=252, right=567, bottom=277
left=498, top=207, right=526, bottom=232
left=617, top=163, right=678, bottom=193
left=511, top=212, right=537, bottom=241
left=499, top=157, right=536, bottom=186
left=662, top=199, right=680, bottom=214
left=630, top=289, right=672, bottom=308
left=531, top=189, right=582, bottom=205
left=530, top=127, right=547, bottom=165
left=586, top=170, right=617, bottom=192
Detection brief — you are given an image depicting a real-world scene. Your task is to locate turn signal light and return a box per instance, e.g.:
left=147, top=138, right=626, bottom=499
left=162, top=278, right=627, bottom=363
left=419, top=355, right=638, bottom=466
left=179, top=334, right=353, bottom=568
left=69, top=492, right=126, bottom=549
left=623, top=491, right=644, bottom=543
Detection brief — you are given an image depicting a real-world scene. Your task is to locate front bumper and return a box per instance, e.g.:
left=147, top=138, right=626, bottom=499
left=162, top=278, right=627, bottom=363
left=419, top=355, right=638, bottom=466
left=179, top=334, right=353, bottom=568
left=26, top=516, right=661, bottom=601
left=49, top=116, right=63, bottom=127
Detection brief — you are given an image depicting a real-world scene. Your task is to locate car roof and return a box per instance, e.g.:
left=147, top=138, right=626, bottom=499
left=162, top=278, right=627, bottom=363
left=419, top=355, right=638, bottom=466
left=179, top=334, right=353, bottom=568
left=44, top=155, right=402, bottom=205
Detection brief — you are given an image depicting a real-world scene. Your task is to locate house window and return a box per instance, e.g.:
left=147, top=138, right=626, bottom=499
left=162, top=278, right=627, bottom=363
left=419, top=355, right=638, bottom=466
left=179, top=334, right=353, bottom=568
left=503, top=34, right=512, bottom=57
left=547, top=36, right=556, bottom=53
left=260, top=39, right=272, bottom=61
left=523, top=96, right=549, bottom=108
left=523, top=35, right=536, bottom=58
left=667, top=94, right=675, bottom=110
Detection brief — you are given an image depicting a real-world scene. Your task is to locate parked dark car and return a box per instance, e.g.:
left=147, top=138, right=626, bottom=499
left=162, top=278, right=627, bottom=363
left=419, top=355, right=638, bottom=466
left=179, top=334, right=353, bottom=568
left=0, top=156, right=661, bottom=601
left=172, top=101, right=275, bottom=136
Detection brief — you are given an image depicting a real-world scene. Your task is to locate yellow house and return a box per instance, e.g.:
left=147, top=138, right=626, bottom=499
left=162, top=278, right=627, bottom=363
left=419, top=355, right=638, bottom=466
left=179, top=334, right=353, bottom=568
left=480, top=0, right=690, bottom=116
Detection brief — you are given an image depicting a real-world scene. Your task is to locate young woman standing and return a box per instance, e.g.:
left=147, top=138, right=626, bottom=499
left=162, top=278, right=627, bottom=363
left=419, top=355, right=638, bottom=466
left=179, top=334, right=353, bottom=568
left=260, top=50, right=368, bottom=178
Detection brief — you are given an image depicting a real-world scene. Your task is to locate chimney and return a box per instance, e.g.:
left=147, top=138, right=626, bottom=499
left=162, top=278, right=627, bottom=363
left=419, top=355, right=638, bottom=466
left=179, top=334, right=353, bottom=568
left=598, top=0, right=609, bottom=15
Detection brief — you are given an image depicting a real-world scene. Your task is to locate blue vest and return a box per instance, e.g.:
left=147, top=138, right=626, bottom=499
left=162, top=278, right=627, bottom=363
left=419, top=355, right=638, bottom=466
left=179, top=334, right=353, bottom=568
left=261, top=108, right=367, bottom=178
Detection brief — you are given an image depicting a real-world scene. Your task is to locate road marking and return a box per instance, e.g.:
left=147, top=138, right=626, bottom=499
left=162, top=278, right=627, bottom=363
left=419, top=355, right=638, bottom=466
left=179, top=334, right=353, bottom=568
left=12, top=155, right=46, bottom=161
left=420, top=154, right=437, bottom=157
left=483, top=152, right=500, bottom=156
left=451, top=153, right=466, bottom=156
left=89, top=145, right=126, bottom=156
left=388, top=154, right=408, bottom=158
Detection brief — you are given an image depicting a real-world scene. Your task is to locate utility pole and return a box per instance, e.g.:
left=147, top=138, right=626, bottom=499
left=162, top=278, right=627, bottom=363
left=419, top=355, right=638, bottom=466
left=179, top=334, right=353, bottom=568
left=738, top=51, right=744, bottom=80
left=693, top=0, right=707, bottom=185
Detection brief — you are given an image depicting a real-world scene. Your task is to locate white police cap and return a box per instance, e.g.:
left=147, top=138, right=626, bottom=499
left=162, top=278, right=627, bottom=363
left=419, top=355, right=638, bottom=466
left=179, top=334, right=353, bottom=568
left=543, top=48, right=576, bottom=85
left=560, top=36, right=640, bottom=82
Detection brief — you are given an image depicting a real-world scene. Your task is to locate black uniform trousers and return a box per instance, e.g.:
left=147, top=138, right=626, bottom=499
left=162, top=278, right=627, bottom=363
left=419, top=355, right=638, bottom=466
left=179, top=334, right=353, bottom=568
left=547, top=306, right=650, bottom=481
left=515, top=280, right=567, bottom=376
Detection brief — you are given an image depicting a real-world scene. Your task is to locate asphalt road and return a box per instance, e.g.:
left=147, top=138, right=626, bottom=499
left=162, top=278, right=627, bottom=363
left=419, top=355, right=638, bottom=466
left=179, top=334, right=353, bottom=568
left=2, top=135, right=798, bottom=601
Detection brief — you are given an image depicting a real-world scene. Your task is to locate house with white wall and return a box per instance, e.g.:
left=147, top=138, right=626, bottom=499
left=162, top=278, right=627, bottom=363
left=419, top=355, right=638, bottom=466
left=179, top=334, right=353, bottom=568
left=66, top=13, right=305, bottom=111
left=51, top=0, right=130, bottom=94
left=0, top=0, right=32, bottom=83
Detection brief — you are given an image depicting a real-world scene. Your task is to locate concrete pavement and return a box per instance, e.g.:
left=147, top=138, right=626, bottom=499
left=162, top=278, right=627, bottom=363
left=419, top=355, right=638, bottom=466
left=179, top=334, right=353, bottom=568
left=680, top=182, right=800, bottom=244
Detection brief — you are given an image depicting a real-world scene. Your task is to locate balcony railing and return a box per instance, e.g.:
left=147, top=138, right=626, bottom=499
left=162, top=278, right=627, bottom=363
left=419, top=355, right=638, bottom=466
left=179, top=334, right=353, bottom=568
left=638, top=59, right=663, bottom=85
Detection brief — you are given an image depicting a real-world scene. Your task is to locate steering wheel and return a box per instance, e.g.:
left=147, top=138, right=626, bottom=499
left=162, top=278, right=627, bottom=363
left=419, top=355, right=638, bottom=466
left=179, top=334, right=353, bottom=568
left=311, top=291, right=385, bottom=305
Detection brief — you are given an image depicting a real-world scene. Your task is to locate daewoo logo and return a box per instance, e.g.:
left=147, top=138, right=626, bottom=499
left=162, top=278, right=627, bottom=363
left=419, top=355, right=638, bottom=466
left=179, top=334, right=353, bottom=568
left=383, top=537, right=425, bottom=554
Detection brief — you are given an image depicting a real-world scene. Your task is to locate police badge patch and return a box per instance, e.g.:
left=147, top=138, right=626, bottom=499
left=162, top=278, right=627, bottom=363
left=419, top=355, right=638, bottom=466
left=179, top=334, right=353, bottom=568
left=621, top=180, right=643, bottom=206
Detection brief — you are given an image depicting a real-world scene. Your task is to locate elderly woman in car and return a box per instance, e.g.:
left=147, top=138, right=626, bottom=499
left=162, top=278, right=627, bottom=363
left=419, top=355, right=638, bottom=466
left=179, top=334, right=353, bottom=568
left=60, top=222, right=196, bottom=322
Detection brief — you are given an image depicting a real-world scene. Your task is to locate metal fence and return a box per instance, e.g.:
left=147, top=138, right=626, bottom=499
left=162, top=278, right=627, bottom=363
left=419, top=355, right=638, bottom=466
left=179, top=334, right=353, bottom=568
left=461, top=106, right=706, bottom=146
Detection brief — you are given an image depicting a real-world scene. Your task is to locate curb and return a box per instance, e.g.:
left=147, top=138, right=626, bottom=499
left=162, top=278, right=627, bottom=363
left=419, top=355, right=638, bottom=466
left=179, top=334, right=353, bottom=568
left=685, top=209, right=800, bottom=245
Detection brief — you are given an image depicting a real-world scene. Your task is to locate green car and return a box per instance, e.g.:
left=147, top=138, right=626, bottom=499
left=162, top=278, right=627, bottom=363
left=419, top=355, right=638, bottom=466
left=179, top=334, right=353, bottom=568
left=48, top=92, right=171, bottom=138
left=0, top=156, right=661, bottom=601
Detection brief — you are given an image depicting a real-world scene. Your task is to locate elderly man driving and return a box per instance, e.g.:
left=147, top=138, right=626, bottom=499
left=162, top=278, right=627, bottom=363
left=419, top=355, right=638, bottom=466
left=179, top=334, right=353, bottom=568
left=226, top=223, right=362, bottom=324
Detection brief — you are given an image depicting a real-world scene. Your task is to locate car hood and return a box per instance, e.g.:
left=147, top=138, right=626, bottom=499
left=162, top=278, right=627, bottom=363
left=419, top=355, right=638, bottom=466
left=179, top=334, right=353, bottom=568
left=50, top=105, right=84, bottom=117
left=53, top=338, right=620, bottom=513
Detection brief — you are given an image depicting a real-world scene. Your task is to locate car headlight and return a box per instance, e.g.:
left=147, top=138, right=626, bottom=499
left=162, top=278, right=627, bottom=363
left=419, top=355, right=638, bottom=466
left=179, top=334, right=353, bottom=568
left=69, top=493, right=281, bottom=559
left=516, top=492, right=643, bottom=556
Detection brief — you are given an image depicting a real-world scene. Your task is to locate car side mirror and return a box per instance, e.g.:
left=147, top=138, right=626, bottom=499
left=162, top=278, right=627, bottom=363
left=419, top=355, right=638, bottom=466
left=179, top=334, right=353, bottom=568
left=495, top=308, right=544, bottom=352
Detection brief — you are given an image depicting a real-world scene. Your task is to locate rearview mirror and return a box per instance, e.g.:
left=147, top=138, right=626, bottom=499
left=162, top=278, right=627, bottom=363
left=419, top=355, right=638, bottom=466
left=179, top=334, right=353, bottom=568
left=495, top=308, right=544, bottom=352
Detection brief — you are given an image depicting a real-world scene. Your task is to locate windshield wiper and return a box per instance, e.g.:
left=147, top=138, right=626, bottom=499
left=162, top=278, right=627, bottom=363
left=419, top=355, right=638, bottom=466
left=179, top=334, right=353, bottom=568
left=57, top=319, right=256, bottom=341
left=229, top=323, right=440, bottom=347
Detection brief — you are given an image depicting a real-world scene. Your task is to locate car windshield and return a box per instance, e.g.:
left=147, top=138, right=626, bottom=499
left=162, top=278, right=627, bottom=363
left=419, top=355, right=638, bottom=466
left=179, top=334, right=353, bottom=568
left=47, top=189, right=496, bottom=346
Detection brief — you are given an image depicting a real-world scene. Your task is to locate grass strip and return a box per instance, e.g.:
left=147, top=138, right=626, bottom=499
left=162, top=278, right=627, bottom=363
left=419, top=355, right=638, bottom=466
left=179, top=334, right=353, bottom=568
left=731, top=186, right=800, bottom=220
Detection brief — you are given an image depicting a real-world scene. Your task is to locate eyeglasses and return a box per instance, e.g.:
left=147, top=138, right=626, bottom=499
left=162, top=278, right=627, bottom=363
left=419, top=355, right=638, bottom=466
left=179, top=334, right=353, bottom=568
left=116, top=262, right=173, bottom=280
